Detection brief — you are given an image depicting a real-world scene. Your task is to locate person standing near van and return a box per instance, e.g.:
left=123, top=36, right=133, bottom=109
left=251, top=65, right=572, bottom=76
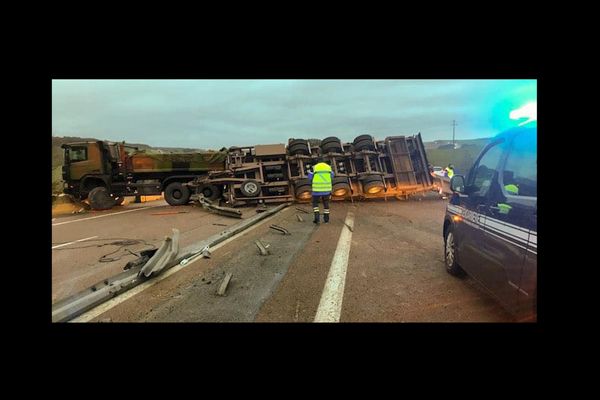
left=308, top=160, right=334, bottom=224
left=445, top=164, right=455, bottom=178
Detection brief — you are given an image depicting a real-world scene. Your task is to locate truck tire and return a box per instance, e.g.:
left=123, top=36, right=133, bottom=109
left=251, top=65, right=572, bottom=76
left=361, top=174, right=385, bottom=194
left=288, top=139, right=310, bottom=156
left=240, top=179, right=261, bottom=197
left=164, top=182, right=190, bottom=206
left=353, top=138, right=375, bottom=151
left=321, top=137, right=343, bottom=153
left=331, top=177, right=351, bottom=197
left=267, top=186, right=286, bottom=194
left=444, top=225, right=465, bottom=277
left=294, top=178, right=312, bottom=200
left=88, top=187, right=116, bottom=210
left=322, top=142, right=343, bottom=154
left=353, top=134, right=373, bottom=144
left=199, top=184, right=222, bottom=201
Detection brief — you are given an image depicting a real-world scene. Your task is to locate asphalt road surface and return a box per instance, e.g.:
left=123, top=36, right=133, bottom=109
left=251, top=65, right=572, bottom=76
left=52, top=194, right=515, bottom=322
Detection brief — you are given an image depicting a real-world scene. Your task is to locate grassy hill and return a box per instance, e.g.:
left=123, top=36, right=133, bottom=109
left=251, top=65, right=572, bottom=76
left=423, top=138, right=490, bottom=176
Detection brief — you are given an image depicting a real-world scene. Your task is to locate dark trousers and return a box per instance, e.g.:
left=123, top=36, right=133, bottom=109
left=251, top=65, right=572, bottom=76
left=312, top=194, right=330, bottom=222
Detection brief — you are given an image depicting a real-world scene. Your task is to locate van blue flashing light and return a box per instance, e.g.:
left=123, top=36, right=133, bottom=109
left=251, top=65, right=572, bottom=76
left=510, top=101, right=537, bottom=126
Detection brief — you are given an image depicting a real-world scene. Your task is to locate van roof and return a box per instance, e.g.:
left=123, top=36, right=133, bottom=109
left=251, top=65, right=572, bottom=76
left=492, top=126, right=536, bottom=142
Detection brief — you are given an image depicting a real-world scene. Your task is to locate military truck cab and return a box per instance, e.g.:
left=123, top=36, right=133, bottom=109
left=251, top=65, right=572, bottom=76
left=61, top=141, right=124, bottom=202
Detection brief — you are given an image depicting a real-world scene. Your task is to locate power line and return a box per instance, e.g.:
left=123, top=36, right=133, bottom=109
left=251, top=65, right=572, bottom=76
left=452, top=120, right=458, bottom=147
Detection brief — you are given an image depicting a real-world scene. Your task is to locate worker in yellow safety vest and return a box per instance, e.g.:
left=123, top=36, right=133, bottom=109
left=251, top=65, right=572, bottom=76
left=498, top=183, right=519, bottom=214
left=308, top=160, right=334, bottom=223
left=444, top=164, right=455, bottom=178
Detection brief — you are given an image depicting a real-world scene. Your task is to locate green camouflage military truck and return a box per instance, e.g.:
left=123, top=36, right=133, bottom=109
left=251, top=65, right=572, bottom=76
left=61, top=141, right=227, bottom=210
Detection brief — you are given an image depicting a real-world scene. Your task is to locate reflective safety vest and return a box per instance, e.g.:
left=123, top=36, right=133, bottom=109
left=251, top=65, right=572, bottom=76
left=312, top=162, right=332, bottom=192
left=445, top=167, right=454, bottom=178
left=498, top=184, right=519, bottom=214
left=504, top=184, right=519, bottom=195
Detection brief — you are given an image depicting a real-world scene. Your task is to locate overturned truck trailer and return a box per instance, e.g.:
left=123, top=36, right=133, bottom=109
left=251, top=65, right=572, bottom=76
left=187, top=133, right=433, bottom=206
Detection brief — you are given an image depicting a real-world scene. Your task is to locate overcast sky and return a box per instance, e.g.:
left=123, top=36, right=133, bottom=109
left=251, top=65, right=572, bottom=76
left=52, top=79, right=536, bottom=148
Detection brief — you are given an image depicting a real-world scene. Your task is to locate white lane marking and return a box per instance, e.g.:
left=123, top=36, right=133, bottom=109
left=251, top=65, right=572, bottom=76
left=314, top=211, right=355, bottom=323
left=70, top=208, right=289, bottom=322
left=52, top=205, right=163, bottom=226
left=52, top=236, right=98, bottom=250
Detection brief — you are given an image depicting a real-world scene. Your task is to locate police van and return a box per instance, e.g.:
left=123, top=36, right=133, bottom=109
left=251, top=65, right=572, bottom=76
left=443, top=126, right=537, bottom=321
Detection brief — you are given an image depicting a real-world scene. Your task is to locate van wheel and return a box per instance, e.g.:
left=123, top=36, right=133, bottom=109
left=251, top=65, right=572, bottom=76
left=444, top=226, right=465, bottom=277
left=164, top=182, right=190, bottom=206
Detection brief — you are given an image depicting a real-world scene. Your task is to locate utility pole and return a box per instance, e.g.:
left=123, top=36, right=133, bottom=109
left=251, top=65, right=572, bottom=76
left=452, top=120, right=458, bottom=148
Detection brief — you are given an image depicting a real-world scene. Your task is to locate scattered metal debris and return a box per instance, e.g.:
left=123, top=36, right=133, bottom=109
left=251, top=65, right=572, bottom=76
left=72, top=208, right=86, bottom=214
left=296, top=214, right=304, bottom=222
left=216, top=273, right=233, bottom=296
left=180, top=245, right=210, bottom=266
left=344, top=222, right=354, bottom=232
left=150, top=211, right=189, bottom=216
left=139, top=229, right=180, bottom=277
left=212, top=223, right=228, bottom=226
left=269, top=224, right=291, bottom=235
left=201, top=247, right=212, bottom=259
left=193, top=195, right=242, bottom=218
left=123, top=248, right=157, bottom=271
left=52, top=202, right=290, bottom=323
left=295, top=207, right=309, bottom=214
left=255, top=240, right=270, bottom=256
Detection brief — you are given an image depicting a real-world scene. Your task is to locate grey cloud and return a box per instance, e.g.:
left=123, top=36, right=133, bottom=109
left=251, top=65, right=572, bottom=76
left=52, top=79, right=536, bottom=148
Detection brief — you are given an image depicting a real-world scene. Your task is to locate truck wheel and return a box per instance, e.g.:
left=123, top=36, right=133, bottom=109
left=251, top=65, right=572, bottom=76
left=88, top=187, right=116, bottom=210
left=444, top=226, right=465, bottom=277
left=288, top=139, right=310, bottom=156
left=294, top=178, right=312, bottom=200
left=200, top=184, right=222, bottom=201
left=321, top=137, right=343, bottom=153
left=361, top=175, right=385, bottom=194
left=240, top=179, right=261, bottom=197
left=332, top=177, right=351, bottom=197
left=354, top=139, right=375, bottom=151
left=164, top=182, right=190, bottom=206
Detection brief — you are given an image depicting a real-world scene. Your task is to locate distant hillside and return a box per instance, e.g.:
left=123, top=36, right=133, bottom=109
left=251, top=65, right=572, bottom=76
left=423, top=137, right=490, bottom=176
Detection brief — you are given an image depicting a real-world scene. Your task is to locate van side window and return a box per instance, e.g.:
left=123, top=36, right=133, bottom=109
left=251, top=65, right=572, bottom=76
left=469, top=141, right=504, bottom=198
left=502, top=133, right=537, bottom=197
left=69, top=146, right=88, bottom=162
